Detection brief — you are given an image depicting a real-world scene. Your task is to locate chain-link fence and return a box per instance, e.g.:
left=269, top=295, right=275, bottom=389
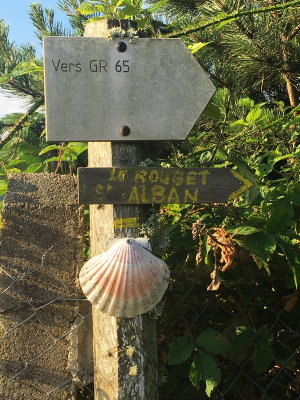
left=212, top=299, right=300, bottom=399
left=0, top=246, right=94, bottom=399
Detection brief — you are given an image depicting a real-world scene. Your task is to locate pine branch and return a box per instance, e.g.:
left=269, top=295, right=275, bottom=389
left=0, top=97, right=44, bottom=148
left=166, top=0, right=300, bottom=38
left=287, top=22, right=300, bottom=40
left=7, top=80, right=43, bottom=98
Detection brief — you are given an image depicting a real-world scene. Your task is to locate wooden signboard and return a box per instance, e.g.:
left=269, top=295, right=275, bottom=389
left=78, top=167, right=252, bottom=204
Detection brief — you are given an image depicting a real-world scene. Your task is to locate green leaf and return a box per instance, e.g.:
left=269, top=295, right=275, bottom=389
left=238, top=97, right=255, bottom=109
left=8, top=159, right=26, bottom=168
left=188, top=41, right=211, bottom=54
left=284, top=115, right=300, bottom=128
left=168, top=336, right=194, bottom=365
left=85, top=16, right=107, bottom=24
left=0, top=179, right=8, bottom=195
left=68, top=142, right=88, bottom=148
left=43, top=156, right=59, bottom=163
left=120, top=4, right=139, bottom=16
left=6, top=168, right=21, bottom=173
left=278, top=236, right=300, bottom=288
left=114, top=0, right=125, bottom=11
left=202, top=102, right=221, bottom=121
left=189, top=350, right=221, bottom=397
left=231, top=326, right=256, bottom=354
left=148, top=0, right=169, bottom=13
left=215, top=17, right=236, bottom=29
left=235, top=232, right=276, bottom=265
left=17, top=143, right=39, bottom=154
left=246, top=108, right=262, bottom=123
left=231, top=118, right=248, bottom=127
left=16, top=155, right=42, bottom=165
left=76, top=3, right=105, bottom=14
left=288, top=182, right=300, bottom=206
left=11, top=60, right=43, bottom=77
left=196, top=328, right=231, bottom=355
left=0, top=74, right=10, bottom=83
left=252, top=340, right=273, bottom=373
left=39, top=145, right=60, bottom=155
left=25, top=163, right=43, bottom=173
left=266, top=198, right=294, bottom=234
left=66, top=144, right=88, bottom=156
left=226, top=226, right=260, bottom=235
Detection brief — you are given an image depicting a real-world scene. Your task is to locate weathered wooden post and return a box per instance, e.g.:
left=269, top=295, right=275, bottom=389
left=84, top=20, right=158, bottom=399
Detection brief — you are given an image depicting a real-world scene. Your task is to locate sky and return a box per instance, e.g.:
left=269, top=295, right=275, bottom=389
left=0, top=0, right=68, bottom=118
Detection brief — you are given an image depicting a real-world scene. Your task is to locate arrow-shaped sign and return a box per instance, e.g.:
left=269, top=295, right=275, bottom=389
left=44, top=37, right=215, bottom=142
left=78, top=167, right=253, bottom=205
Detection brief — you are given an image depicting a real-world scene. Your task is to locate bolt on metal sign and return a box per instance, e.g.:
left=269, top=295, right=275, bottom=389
left=43, top=37, right=215, bottom=142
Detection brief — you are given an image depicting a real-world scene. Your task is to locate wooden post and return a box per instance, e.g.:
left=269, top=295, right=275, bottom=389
left=84, top=20, right=158, bottom=399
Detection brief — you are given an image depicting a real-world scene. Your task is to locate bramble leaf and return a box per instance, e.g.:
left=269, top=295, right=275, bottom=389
left=278, top=235, right=300, bottom=288
left=168, top=336, right=194, bottom=365
left=252, top=341, right=273, bottom=373
left=266, top=198, right=294, bottom=234
left=39, top=145, right=60, bottom=155
left=196, top=328, right=231, bottom=355
left=226, top=226, right=260, bottom=235
left=231, top=326, right=256, bottom=354
left=235, top=232, right=276, bottom=264
left=189, top=350, right=221, bottom=397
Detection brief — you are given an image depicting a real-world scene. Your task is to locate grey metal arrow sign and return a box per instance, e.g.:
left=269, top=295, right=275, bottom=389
left=44, top=37, right=215, bottom=141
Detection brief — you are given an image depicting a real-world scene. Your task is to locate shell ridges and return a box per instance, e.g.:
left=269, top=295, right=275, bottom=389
left=79, top=238, right=170, bottom=318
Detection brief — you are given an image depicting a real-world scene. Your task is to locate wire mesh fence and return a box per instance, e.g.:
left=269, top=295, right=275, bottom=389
left=212, top=304, right=300, bottom=400
left=0, top=245, right=94, bottom=399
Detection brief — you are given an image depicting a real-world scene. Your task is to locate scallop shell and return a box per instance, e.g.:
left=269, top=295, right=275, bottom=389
left=79, top=238, right=170, bottom=318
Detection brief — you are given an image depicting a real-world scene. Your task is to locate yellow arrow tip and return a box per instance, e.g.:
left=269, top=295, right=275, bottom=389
left=229, top=170, right=253, bottom=201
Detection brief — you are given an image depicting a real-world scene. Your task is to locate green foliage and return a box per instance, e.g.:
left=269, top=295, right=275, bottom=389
left=235, top=233, right=277, bottom=266
left=230, top=326, right=256, bottom=355
left=168, top=337, right=194, bottom=365
left=252, top=340, right=273, bottom=373
left=196, top=328, right=231, bottom=355
left=77, top=0, right=169, bottom=29
left=156, top=91, right=300, bottom=398
left=0, top=110, right=87, bottom=197
left=190, top=350, right=221, bottom=397
left=266, top=199, right=294, bottom=234
left=0, top=60, right=43, bottom=84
